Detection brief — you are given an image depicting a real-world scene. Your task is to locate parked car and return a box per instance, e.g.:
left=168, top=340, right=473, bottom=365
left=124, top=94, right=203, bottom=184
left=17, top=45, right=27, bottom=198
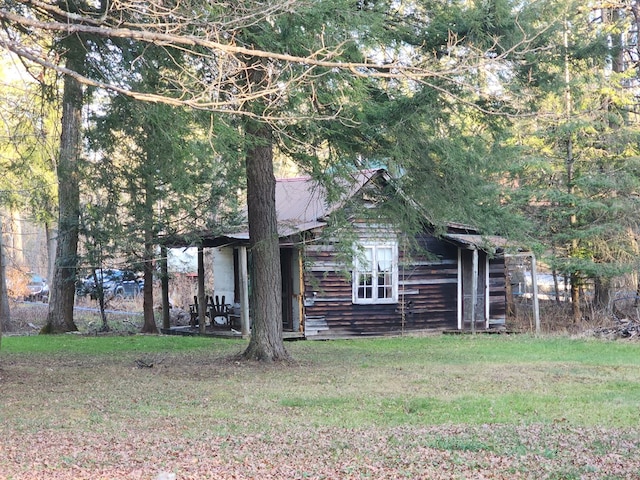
left=26, top=273, right=49, bottom=302
left=77, top=269, right=142, bottom=300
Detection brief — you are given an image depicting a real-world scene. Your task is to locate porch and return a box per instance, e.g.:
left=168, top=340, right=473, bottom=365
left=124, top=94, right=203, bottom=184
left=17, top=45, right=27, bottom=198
left=157, top=234, right=305, bottom=339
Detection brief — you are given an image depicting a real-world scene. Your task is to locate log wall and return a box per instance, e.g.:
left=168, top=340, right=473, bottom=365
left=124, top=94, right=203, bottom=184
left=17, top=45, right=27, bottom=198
left=302, top=233, right=461, bottom=337
left=302, top=231, right=507, bottom=338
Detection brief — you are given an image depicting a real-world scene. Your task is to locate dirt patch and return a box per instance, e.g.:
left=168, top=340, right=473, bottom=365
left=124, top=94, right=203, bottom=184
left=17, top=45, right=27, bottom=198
left=3, top=301, right=147, bottom=335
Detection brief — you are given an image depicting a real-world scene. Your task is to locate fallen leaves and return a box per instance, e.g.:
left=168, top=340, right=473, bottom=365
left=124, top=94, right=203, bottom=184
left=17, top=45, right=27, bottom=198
left=1, top=423, right=639, bottom=479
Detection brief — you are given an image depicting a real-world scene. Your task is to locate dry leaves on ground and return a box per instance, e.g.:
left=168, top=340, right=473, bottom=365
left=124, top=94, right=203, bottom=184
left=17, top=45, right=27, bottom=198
left=1, top=423, right=639, bottom=479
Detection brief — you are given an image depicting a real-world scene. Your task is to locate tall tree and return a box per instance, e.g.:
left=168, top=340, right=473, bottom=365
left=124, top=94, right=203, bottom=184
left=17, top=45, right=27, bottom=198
left=505, top=0, right=640, bottom=322
left=1, top=0, right=543, bottom=356
left=241, top=53, right=286, bottom=359
left=42, top=21, right=86, bottom=333
left=0, top=53, right=59, bottom=332
left=0, top=217, right=7, bottom=348
left=86, top=37, right=243, bottom=333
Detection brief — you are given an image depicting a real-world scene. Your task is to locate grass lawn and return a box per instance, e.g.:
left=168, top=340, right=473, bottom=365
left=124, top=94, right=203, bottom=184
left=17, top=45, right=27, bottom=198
left=1, top=334, right=639, bottom=479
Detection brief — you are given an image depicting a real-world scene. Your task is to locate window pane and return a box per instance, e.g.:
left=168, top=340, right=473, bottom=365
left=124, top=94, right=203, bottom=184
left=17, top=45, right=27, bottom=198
left=357, top=273, right=372, bottom=299
left=378, top=285, right=392, bottom=298
left=362, top=248, right=373, bottom=271
left=377, top=247, right=392, bottom=272
left=359, top=285, right=373, bottom=299
left=377, top=247, right=392, bottom=299
left=353, top=244, right=396, bottom=303
left=378, top=270, right=391, bottom=298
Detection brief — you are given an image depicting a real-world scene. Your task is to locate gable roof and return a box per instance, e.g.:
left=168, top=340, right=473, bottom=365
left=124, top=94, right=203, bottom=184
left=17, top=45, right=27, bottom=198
left=160, top=168, right=507, bottom=252
left=273, top=169, right=384, bottom=237
left=160, top=169, right=385, bottom=248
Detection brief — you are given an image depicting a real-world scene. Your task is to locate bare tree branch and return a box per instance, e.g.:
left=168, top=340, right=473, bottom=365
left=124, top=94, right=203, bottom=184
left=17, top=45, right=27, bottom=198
left=0, top=1, right=550, bottom=120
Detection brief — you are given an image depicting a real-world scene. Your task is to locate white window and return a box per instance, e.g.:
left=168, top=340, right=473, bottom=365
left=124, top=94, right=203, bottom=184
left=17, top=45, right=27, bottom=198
left=353, top=243, right=398, bottom=304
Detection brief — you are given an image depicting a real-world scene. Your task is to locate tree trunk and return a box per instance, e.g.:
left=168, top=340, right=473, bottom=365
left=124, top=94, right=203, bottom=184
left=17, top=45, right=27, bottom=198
left=140, top=249, right=157, bottom=333
left=197, top=246, right=206, bottom=334
left=160, top=245, right=171, bottom=330
left=140, top=176, right=157, bottom=334
left=45, top=221, right=56, bottom=284
left=570, top=273, right=581, bottom=323
left=0, top=217, right=11, bottom=349
left=594, top=276, right=611, bottom=311
left=43, top=44, right=84, bottom=334
left=241, top=119, right=289, bottom=362
left=9, top=209, right=24, bottom=268
left=92, top=269, right=110, bottom=332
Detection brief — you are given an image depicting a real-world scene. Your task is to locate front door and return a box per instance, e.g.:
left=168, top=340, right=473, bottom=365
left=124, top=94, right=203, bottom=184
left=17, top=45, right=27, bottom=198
left=280, top=249, right=294, bottom=331
left=460, top=249, right=487, bottom=330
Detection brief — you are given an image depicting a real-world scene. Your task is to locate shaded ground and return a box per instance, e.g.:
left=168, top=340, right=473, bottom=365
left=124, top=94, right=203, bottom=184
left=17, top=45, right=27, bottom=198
left=3, top=300, right=195, bottom=336
left=3, top=301, right=146, bottom=335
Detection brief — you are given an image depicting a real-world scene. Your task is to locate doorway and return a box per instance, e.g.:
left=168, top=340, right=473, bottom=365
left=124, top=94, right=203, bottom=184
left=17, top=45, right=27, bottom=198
left=460, top=249, right=488, bottom=330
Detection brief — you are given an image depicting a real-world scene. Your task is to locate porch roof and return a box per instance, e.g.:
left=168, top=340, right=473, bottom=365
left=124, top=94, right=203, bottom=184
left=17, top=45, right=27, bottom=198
left=443, top=233, right=509, bottom=253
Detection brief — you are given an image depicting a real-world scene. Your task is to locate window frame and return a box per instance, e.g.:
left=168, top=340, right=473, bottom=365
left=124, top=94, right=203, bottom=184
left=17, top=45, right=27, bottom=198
left=352, top=242, right=398, bottom=305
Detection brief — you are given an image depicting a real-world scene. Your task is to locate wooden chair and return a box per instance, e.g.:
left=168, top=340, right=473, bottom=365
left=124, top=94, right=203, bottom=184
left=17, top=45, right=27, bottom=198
left=208, top=295, right=230, bottom=326
left=189, top=296, right=199, bottom=327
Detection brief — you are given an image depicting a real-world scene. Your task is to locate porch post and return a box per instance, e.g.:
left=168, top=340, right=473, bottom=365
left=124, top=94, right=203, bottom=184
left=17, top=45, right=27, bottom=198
left=238, top=245, right=250, bottom=337
left=485, top=254, right=490, bottom=328
left=197, top=245, right=206, bottom=334
left=530, top=253, right=541, bottom=336
left=471, top=248, right=478, bottom=334
left=160, top=245, right=170, bottom=330
left=457, top=248, right=462, bottom=330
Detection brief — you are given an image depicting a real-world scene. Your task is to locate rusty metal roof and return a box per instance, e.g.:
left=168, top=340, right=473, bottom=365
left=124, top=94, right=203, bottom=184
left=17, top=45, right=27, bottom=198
left=444, top=234, right=509, bottom=253
left=160, top=169, right=509, bottom=253
left=274, top=169, right=382, bottom=228
left=161, top=169, right=384, bottom=247
left=275, top=176, right=330, bottom=227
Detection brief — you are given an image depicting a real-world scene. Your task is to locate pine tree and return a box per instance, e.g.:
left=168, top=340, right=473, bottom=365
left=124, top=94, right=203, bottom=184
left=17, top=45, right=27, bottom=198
left=505, top=0, right=640, bottom=321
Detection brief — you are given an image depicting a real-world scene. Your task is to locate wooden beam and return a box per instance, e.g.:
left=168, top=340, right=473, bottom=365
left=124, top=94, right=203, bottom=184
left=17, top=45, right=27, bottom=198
left=197, top=246, right=206, bottom=334
left=298, top=248, right=304, bottom=333
left=484, top=254, right=490, bottom=328
left=160, top=245, right=170, bottom=330
left=238, top=246, right=250, bottom=337
left=530, top=253, right=541, bottom=335
left=471, top=248, right=478, bottom=335
left=457, top=248, right=462, bottom=330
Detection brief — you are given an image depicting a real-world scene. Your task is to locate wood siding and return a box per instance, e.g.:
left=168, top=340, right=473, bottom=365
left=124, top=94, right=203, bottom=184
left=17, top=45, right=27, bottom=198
left=302, top=231, right=507, bottom=338
left=303, top=233, right=462, bottom=337
left=489, top=256, right=507, bottom=323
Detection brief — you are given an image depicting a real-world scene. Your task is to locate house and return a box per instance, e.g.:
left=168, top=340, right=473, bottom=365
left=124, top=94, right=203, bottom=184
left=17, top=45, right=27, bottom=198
left=161, top=169, right=508, bottom=338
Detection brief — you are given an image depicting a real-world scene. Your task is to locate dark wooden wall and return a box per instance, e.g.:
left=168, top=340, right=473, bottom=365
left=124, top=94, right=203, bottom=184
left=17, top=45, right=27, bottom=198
left=301, top=230, right=507, bottom=338
left=489, top=256, right=507, bottom=323
left=302, top=233, right=462, bottom=337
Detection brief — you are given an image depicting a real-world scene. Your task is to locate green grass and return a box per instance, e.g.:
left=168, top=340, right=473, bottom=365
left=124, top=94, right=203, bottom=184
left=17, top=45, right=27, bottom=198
left=2, top=333, right=640, bottom=478
left=1, top=333, right=221, bottom=355
left=2, top=333, right=639, bottom=429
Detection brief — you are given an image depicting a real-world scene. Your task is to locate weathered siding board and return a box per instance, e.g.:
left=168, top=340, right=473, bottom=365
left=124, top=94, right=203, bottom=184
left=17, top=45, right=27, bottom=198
left=488, top=257, right=506, bottom=321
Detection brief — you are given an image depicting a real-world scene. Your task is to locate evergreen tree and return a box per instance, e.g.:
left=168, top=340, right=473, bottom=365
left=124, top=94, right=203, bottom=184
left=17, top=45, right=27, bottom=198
left=0, top=54, right=59, bottom=336
left=87, top=45, right=243, bottom=334
left=1, top=0, right=547, bottom=356
left=505, top=0, right=640, bottom=321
